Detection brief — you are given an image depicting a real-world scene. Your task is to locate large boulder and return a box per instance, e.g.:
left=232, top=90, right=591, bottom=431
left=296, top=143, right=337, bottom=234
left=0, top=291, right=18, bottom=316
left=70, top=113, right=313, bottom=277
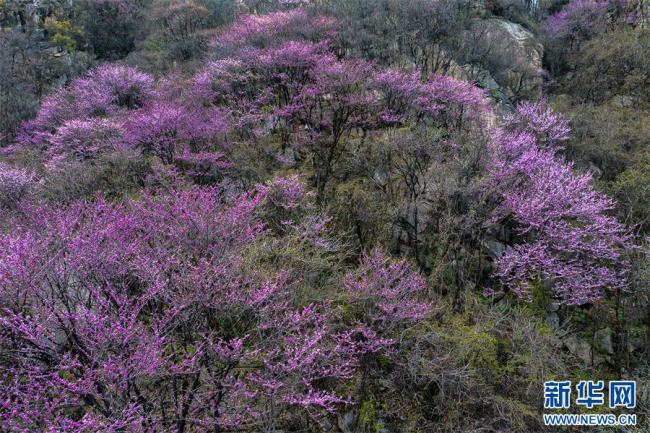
left=464, top=18, right=544, bottom=100
left=563, top=334, right=595, bottom=365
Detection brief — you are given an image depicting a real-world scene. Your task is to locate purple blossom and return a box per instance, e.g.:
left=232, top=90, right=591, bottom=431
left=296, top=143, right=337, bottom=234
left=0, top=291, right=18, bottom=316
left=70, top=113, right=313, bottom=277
left=344, top=249, right=433, bottom=326
left=542, top=0, right=610, bottom=40
left=372, top=69, right=488, bottom=126
left=45, top=118, right=126, bottom=168
left=503, top=99, right=570, bottom=147
left=488, top=107, right=634, bottom=304
left=124, top=102, right=228, bottom=164
left=19, top=65, right=155, bottom=145
left=0, top=178, right=401, bottom=431
left=0, top=163, right=37, bottom=209
left=212, top=9, right=337, bottom=56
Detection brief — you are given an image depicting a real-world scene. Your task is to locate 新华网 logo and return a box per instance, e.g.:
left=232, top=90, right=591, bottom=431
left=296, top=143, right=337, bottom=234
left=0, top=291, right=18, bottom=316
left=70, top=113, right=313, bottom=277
left=542, top=380, right=636, bottom=426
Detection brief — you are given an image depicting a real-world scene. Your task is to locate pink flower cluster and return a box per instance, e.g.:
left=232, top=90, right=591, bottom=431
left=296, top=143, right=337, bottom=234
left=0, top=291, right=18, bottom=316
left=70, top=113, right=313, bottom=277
left=0, top=163, right=37, bottom=209
left=542, top=0, right=642, bottom=41
left=489, top=101, right=633, bottom=304
left=0, top=175, right=430, bottom=431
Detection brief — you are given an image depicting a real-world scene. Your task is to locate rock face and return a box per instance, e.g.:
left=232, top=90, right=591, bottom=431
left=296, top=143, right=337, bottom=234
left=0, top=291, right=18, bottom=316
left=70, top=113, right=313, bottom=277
left=467, top=18, right=544, bottom=101
left=563, top=334, right=595, bottom=365
left=594, top=327, right=615, bottom=356
left=562, top=328, right=621, bottom=367
left=337, top=410, right=358, bottom=433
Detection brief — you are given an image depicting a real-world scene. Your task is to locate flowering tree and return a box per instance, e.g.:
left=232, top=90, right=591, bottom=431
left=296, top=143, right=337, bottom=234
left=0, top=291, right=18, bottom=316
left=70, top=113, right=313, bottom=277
left=0, top=176, right=430, bottom=432
left=344, top=249, right=433, bottom=328
left=197, top=29, right=488, bottom=199
left=0, top=162, right=37, bottom=209
left=212, top=9, right=337, bottom=57
left=12, top=63, right=234, bottom=187
left=371, top=68, right=488, bottom=129
left=124, top=102, right=229, bottom=164
left=45, top=118, right=126, bottom=168
left=502, top=99, right=570, bottom=147
left=488, top=102, right=634, bottom=305
left=542, top=0, right=642, bottom=44
left=542, top=0, right=610, bottom=43
left=19, top=65, right=155, bottom=144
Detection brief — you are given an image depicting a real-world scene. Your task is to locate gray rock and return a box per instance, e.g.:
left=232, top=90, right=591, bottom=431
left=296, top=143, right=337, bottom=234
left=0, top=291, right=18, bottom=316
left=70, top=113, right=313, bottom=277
left=468, top=18, right=544, bottom=100
left=546, top=312, right=560, bottom=329
left=564, top=334, right=593, bottom=365
left=319, top=418, right=333, bottom=431
left=564, top=334, right=612, bottom=366
left=482, top=238, right=507, bottom=259
left=588, top=162, right=603, bottom=179
left=638, top=379, right=650, bottom=404
left=594, top=328, right=614, bottom=356
left=337, top=410, right=357, bottom=433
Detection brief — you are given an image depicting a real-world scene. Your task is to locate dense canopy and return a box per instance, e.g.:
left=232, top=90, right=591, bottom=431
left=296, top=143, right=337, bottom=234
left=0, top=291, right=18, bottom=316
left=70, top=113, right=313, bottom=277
left=0, top=0, right=647, bottom=431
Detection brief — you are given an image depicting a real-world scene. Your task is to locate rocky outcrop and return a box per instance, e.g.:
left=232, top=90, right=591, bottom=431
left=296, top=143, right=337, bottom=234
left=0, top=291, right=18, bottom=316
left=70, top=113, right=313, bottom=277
left=563, top=334, right=595, bottom=365
left=464, top=18, right=544, bottom=101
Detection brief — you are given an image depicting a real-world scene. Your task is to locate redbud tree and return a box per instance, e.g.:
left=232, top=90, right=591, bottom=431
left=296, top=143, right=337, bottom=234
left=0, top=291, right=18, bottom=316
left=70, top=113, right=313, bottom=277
left=0, top=177, right=431, bottom=432
left=197, top=13, right=487, bottom=199
left=0, top=163, right=37, bottom=209
left=488, top=101, right=634, bottom=305
left=17, top=64, right=232, bottom=184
